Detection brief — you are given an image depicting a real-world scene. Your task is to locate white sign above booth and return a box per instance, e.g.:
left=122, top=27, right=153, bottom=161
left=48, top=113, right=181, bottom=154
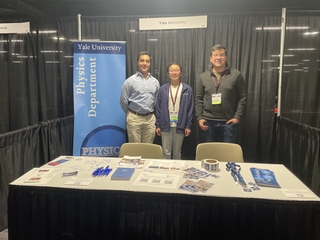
left=0, top=22, right=30, bottom=34
left=139, top=16, right=207, bottom=30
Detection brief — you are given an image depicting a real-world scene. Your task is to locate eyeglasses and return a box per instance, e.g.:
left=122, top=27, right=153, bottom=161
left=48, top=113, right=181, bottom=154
left=212, top=53, right=226, bottom=58
left=169, top=70, right=181, bottom=73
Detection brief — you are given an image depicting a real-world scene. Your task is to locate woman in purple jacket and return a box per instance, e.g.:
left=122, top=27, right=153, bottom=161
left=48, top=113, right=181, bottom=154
left=156, top=62, right=194, bottom=159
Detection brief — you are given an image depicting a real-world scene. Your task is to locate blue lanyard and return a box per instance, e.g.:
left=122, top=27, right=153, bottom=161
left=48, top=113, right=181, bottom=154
left=226, top=162, right=246, bottom=186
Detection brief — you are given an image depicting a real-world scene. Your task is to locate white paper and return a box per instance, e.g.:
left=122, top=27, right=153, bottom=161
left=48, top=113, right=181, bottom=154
left=133, top=172, right=180, bottom=188
left=146, top=160, right=186, bottom=170
left=64, top=177, right=93, bottom=186
left=281, top=189, right=317, bottom=199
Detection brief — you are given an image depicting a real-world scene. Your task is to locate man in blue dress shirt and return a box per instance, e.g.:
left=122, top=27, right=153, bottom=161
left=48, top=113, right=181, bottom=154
left=120, top=51, right=160, bottom=143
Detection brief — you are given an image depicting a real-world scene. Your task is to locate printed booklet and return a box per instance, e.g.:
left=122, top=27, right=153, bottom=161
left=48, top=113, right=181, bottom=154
left=111, top=167, right=135, bottom=180
left=250, top=168, right=280, bottom=188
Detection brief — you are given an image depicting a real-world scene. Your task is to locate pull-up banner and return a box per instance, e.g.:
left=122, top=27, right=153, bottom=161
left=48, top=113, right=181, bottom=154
left=73, top=41, right=126, bottom=157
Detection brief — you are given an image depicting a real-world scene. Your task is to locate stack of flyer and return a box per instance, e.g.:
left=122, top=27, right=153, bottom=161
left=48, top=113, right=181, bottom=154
left=118, top=155, right=145, bottom=168
left=179, top=179, right=214, bottom=193
left=24, top=168, right=53, bottom=183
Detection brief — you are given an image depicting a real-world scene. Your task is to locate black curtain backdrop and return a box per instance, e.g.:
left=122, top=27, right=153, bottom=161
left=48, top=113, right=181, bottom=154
left=0, top=12, right=284, bottom=162
left=0, top=116, right=74, bottom=231
left=281, top=11, right=320, bottom=128
left=276, top=116, right=320, bottom=196
left=1, top=10, right=320, bottom=231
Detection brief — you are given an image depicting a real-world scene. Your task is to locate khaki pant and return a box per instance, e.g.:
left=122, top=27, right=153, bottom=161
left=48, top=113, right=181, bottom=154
left=126, top=111, right=156, bottom=143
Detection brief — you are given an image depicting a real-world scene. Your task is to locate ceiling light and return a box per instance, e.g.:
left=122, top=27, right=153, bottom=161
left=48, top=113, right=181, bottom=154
left=32, top=30, right=57, bottom=34
left=262, top=60, right=275, bottom=62
left=69, top=39, right=100, bottom=42
left=303, top=32, right=319, bottom=36
left=53, top=37, right=65, bottom=40
left=287, top=48, right=316, bottom=51
left=283, top=64, right=299, bottom=67
left=0, top=39, right=24, bottom=42
left=286, top=26, right=309, bottom=30
left=41, top=50, right=63, bottom=53
left=256, top=26, right=309, bottom=30
left=271, top=54, right=294, bottom=57
left=17, top=55, right=35, bottom=58
left=45, top=61, right=60, bottom=63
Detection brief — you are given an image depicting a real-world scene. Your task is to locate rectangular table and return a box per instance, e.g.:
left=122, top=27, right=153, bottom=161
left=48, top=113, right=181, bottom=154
left=8, top=156, right=320, bottom=240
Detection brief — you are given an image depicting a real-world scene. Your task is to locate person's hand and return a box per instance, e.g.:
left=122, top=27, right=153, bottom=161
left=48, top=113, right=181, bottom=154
left=199, top=119, right=209, bottom=131
left=226, top=118, right=239, bottom=124
left=156, top=128, right=161, bottom=136
left=184, top=129, right=191, bottom=137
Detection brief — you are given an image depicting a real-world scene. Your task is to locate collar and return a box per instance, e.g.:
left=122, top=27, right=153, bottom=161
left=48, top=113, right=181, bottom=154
left=136, top=71, right=151, bottom=79
left=210, top=66, right=230, bottom=76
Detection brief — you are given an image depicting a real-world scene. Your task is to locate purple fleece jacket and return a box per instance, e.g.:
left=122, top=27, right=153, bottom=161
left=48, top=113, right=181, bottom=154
left=155, top=82, right=194, bottom=134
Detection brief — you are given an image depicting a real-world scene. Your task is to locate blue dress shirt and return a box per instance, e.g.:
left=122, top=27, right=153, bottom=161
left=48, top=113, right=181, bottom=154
left=120, top=71, right=160, bottom=114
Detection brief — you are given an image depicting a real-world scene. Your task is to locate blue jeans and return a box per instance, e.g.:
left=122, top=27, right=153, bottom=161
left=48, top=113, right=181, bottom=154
left=203, top=120, right=238, bottom=143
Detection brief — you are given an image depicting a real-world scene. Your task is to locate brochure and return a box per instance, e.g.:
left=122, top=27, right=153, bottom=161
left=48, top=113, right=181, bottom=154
left=250, top=168, right=280, bottom=188
left=182, top=167, right=211, bottom=179
left=118, top=155, right=145, bottom=168
left=111, top=167, right=135, bottom=180
left=179, top=179, right=214, bottom=193
left=24, top=168, right=52, bottom=183
left=47, top=158, right=69, bottom=166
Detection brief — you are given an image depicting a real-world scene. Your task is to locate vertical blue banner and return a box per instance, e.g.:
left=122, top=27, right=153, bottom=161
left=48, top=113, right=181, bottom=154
left=73, top=41, right=126, bottom=156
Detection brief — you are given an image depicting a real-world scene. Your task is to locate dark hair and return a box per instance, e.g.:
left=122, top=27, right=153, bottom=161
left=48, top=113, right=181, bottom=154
left=167, top=62, right=182, bottom=73
left=210, top=44, right=227, bottom=56
left=137, top=51, right=151, bottom=61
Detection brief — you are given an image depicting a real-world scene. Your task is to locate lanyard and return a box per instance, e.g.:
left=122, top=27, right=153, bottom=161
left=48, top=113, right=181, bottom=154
left=211, top=69, right=227, bottom=93
left=226, top=162, right=246, bottom=186
left=169, top=83, right=180, bottom=111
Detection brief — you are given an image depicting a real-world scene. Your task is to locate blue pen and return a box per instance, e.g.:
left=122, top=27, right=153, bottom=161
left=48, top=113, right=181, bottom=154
left=92, top=167, right=103, bottom=177
left=103, top=166, right=112, bottom=176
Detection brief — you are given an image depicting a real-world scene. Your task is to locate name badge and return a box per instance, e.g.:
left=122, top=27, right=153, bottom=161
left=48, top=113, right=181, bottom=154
left=212, top=93, right=222, bottom=105
left=170, top=111, right=178, bottom=122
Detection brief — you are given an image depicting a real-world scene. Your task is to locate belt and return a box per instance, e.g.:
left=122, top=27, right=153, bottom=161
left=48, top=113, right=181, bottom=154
left=129, top=109, right=153, bottom=116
